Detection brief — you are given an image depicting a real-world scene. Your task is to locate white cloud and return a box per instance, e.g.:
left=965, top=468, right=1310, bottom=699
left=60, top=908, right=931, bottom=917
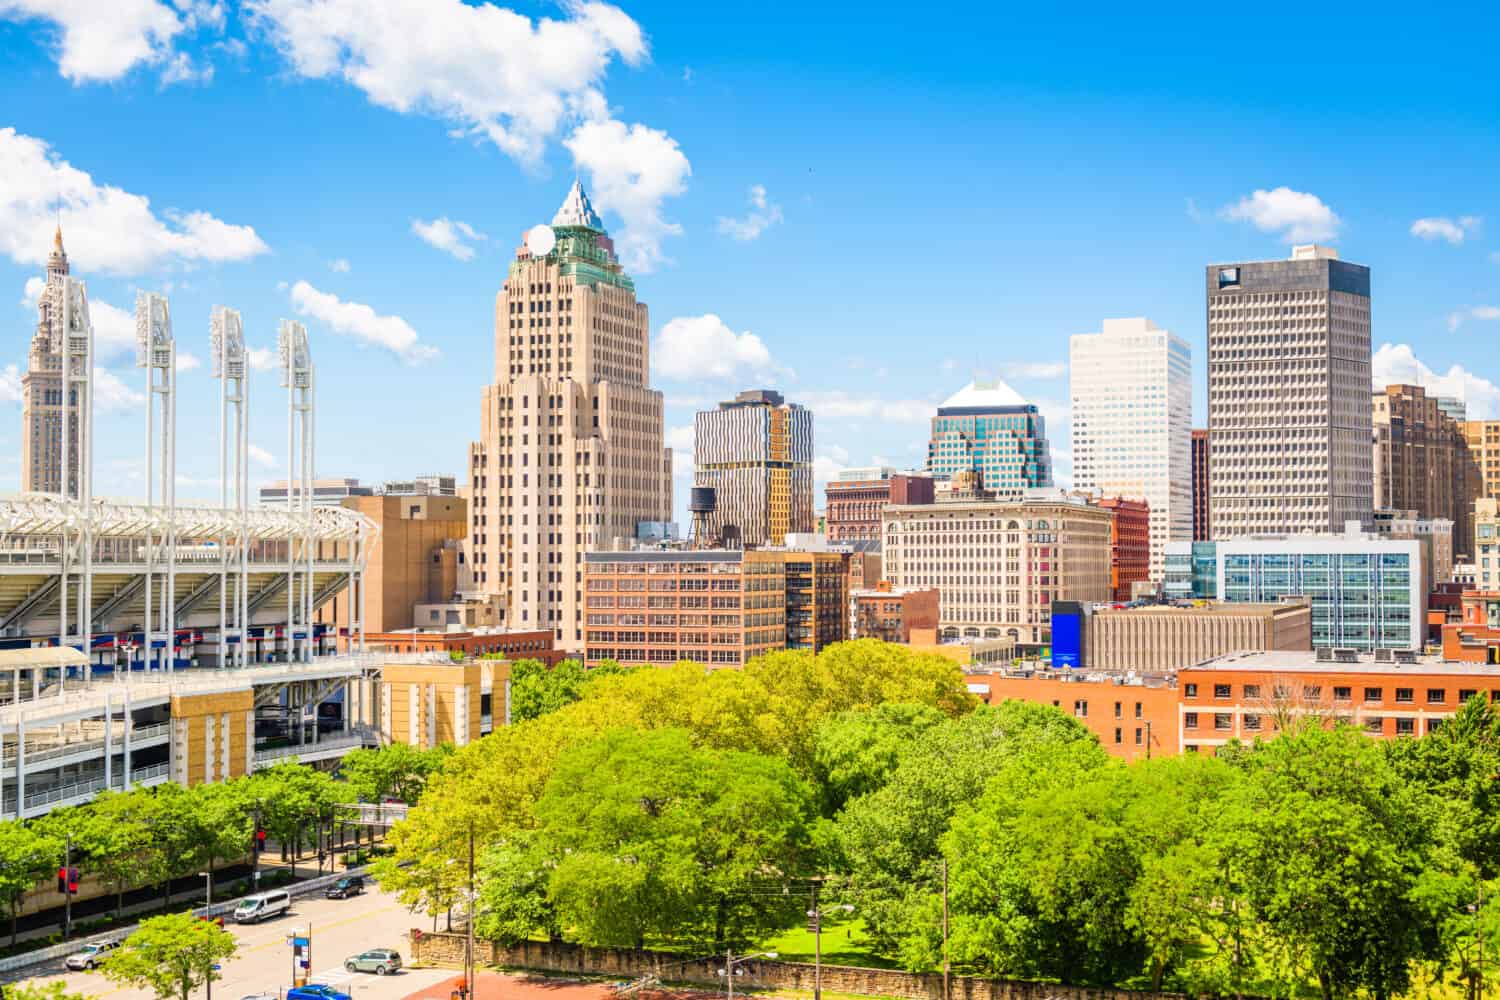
left=248, top=0, right=645, bottom=162
left=89, top=298, right=138, bottom=360
left=288, top=280, right=439, bottom=365
left=248, top=443, right=276, bottom=468
left=0, top=364, right=21, bottom=403
left=566, top=118, right=690, bottom=273
left=411, top=217, right=485, bottom=261
left=813, top=453, right=847, bottom=486
left=665, top=424, right=694, bottom=452
left=1221, top=187, right=1340, bottom=243
left=799, top=390, right=932, bottom=424
left=246, top=346, right=278, bottom=372
left=1410, top=216, right=1481, bottom=245
left=0, top=0, right=183, bottom=82
left=329, top=258, right=351, bottom=273
left=21, top=276, right=44, bottom=309
left=716, top=184, right=783, bottom=242
left=94, top=369, right=145, bottom=411
left=653, top=314, right=780, bottom=381
left=0, top=127, right=268, bottom=275
left=1447, top=305, right=1500, bottom=332
left=1001, top=360, right=1067, bottom=380
left=246, top=0, right=690, bottom=271
left=176, top=351, right=202, bottom=372
left=1372, top=342, right=1500, bottom=420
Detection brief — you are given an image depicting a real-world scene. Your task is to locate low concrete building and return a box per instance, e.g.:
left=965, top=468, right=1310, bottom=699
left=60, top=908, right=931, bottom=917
left=1081, top=599, right=1312, bottom=673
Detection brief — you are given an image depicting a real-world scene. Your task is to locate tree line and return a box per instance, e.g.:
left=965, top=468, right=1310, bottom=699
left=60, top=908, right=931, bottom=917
left=0, top=743, right=446, bottom=946
left=378, top=641, right=1500, bottom=1000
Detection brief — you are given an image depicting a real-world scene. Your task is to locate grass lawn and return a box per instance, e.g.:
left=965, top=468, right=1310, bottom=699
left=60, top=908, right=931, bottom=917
left=761, top=917, right=899, bottom=970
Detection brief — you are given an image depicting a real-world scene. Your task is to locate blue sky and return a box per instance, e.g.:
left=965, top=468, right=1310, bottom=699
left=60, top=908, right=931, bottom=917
left=1, top=1, right=1498, bottom=521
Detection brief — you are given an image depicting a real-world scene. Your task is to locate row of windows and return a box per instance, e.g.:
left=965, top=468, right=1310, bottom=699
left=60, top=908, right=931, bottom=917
left=1182, top=681, right=1500, bottom=706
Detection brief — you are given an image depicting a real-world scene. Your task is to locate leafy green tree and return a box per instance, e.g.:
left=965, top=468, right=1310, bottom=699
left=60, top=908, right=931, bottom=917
left=534, top=727, right=815, bottom=950
left=68, top=789, right=158, bottom=916
left=340, top=742, right=449, bottom=803
left=506, top=658, right=640, bottom=723
left=0, top=820, right=59, bottom=945
left=812, top=702, right=945, bottom=814
left=837, top=701, right=1101, bottom=960
left=246, top=761, right=349, bottom=875
left=474, top=831, right=560, bottom=944
left=157, top=781, right=253, bottom=895
left=102, top=911, right=237, bottom=1000
left=5, top=981, right=94, bottom=1000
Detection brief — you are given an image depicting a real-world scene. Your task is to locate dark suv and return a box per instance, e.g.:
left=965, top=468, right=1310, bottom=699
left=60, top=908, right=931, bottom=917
left=326, top=875, right=365, bottom=899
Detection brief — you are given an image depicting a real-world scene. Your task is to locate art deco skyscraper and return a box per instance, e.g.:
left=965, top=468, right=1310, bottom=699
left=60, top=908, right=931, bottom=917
left=20, top=227, right=80, bottom=495
left=1069, top=317, right=1192, bottom=581
left=1207, top=245, right=1373, bottom=537
left=694, top=389, right=813, bottom=547
left=468, top=182, right=672, bottom=646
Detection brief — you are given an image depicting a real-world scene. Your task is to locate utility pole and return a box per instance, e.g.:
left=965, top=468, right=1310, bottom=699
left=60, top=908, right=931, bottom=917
left=63, top=833, right=73, bottom=942
left=1146, top=720, right=1153, bottom=760
left=811, top=884, right=821, bottom=1000
left=466, top=824, right=476, bottom=1000
left=941, top=858, right=950, bottom=1000
left=726, top=949, right=734, bottom=1000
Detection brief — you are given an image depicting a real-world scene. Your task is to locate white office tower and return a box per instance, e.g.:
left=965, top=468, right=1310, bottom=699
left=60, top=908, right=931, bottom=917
left=1069, top=317, right=1192, bottom=582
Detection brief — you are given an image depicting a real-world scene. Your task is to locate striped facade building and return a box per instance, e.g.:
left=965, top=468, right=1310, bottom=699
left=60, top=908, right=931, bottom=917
left=694, top=390, right=813, bottom=547
left=20, top=227, right=81, bottom=495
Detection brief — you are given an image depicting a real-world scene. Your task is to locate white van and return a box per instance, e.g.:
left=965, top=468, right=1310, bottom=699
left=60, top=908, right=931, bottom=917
left=233, top=890, right=291, bottom=924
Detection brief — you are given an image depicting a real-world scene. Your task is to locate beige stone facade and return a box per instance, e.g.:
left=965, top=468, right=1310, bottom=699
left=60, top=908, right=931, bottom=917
left=881, top=497, right=1113, bottom=647
left=468, top=182, right=671, bottom=649
left=1084, top=599, right=1312, bottom=673
left=20, top=228, right=79, bottom=495
left=1372, top=384, right=1474, bottom=555
left=170, top=690, right=254, bottom=786
left=379, top=662, right=486, bottom=749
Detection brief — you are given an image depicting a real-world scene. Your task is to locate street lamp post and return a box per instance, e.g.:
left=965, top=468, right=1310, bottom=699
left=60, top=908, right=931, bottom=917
left=807, top=891, right=854, bottom=1000
left=198, top=871, right=213, bottom=907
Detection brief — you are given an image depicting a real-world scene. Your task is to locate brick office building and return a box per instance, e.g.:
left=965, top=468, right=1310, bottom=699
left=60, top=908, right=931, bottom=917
left=964, top=672, right=1179, bottom=763
left=852, top=583, right=940, bottom=643
left=825, top=468, right=934, bottom=542
left=1095, top=496, right=1151, bottom=601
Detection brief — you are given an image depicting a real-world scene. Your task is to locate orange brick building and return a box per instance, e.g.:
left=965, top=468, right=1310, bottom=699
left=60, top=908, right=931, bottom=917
left=852, top=583, right=939, bottom=643
left=367, top=628, right=564, bottom=664
left=963, top=672, right=1178, bottom=762
left=1441, top=591, right=1500, bottom=663
left=1094, top=496, right=1151, bottom=600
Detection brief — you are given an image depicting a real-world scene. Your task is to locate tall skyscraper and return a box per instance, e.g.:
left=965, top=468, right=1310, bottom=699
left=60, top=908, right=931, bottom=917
left=1372, top=383, right=1473, bottom=554
left=693, top=389, right=813, bottom=547
left=20, top=227, right=80, bottom=495
left=1192, top=429, right=1211, bottom=541
left=1207, top=245, right=1373, bottom=537
left=1069, top=317, right=1191, bottom=581
left=926, top=380, right=1051, bottom=497
left=468, top=181, right=672, bottom=646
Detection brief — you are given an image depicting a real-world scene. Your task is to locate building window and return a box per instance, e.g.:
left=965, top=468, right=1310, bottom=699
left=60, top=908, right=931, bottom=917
left=1114, top=701, right=1122, bottom=719
left=1364, top=687, right=1383, bottom=703
left=1243, top=714, right=1261, bottom=731
left=1302, top=685, right=1322, bottom=701
left=1333, top=686, right=1351, bottom=702
left=1365, top=717, right=1384, bottom=734
left=1242, top=683, right=1260, bottom=700
left=1214, top=713, right=1233, bottom=731
left=1395, top=688, right=1414, bottom=704
left=1185, top=744, right=1200, bottom=753
left=1459, top=689, right=1478, bottom=703
left=1134, top=702, right=1143, bottom=719
left=1134, top=727, right=1142, bottom=745
left=1213, top=684, right=1231, bottom=699
left=1114, top=727, right=1122, bottom=745
left=1184, top=712, right=1199, bottom=729
left=1184, top=683, right=1198, bottom=698
left=1426, top=688, right=1446, bottom=705
left=1395, top=718, right=1416, bottom=736
left=1073, top=699, right=1088, bottom=718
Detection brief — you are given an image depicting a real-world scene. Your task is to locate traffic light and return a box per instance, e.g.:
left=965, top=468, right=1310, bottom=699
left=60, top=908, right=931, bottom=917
left=254, top=829, right=267, bottom=854
left=57, top=868, right=66, bottom=894
left=57, top=867, right=79, bottom=894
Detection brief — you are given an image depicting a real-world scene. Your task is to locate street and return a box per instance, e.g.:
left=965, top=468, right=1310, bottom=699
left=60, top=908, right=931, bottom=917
left=17, top=886, right=454, bottom=1000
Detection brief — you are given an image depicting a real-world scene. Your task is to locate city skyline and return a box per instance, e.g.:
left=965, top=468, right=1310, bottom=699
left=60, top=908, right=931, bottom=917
left=1, top=3, right=1498, bottom=524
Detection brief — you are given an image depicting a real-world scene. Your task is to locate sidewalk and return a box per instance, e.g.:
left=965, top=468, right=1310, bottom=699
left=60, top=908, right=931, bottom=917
left=404, top=971, right=722, bottom=1000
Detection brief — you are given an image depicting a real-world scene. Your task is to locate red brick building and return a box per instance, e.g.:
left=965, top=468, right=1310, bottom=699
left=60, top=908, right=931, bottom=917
left=852, top=582, right=940, bottom=643
left=964, top=672, right=1178, bottom=762
left=1441, top=591, right=1500, bottom=663
left=1095, top=496, right=1151, bottom=600
left=367, top=628, right=564, bottom=663
left=825, top=470, right=934, bottom=542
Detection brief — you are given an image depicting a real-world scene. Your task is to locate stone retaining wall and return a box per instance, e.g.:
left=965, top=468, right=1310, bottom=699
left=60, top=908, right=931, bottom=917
left=410, top=932, right=1191, bottom=1000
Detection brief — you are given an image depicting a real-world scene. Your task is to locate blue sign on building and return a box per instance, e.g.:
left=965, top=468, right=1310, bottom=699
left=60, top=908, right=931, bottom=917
left=1051, top=601, right=1085, bottom=669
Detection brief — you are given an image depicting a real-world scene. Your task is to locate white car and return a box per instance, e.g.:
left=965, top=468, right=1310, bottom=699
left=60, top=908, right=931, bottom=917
left=64, top=941, right=116, bottom=971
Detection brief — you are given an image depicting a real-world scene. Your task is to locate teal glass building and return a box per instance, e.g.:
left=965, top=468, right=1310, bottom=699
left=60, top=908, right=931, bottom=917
left=926, top=380, right=1052, bottom=497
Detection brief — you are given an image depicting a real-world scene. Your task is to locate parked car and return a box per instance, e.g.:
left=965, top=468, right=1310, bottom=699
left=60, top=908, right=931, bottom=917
left=287, top=985, right=352, bottom=1000
left=344, top=949, right=402, bottom=975
left=64, top=941, right=116, bottom=971
left=325, top=875, right=364, bottom=899
left=233, top=889, right=291, bottom=923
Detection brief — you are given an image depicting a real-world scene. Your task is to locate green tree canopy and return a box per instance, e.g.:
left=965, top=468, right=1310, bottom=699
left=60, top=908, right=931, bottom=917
left=533, top=727, right=815, bottom=950
left=811, top=702, right=946, bottom=814
left=102, top=911, right=237, bottom=1000
left=339, top=742, right=450, bottom=803
left=0, top=820, right=59, bottom=945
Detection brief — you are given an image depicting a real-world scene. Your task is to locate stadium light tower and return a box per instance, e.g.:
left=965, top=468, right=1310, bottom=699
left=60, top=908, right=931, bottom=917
left=57, top=277, right=94, bottom=656
left=212, top=306, right=250, bottom=669
left=279, top=320, right=314, bottom=664
left=137, top=292, right=176, bottom=672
